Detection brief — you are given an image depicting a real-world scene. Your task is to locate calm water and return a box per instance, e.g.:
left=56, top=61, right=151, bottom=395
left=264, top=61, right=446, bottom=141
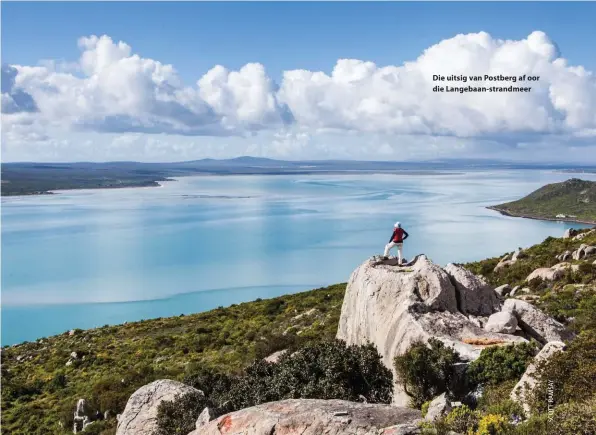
left=2, top=171, right=593, bottom=345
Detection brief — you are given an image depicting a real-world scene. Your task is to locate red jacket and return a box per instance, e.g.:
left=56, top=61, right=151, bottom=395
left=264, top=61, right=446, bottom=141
left=389, top=228, right=409, bottom=243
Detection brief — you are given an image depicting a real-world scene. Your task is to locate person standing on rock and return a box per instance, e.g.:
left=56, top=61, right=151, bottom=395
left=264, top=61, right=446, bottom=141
left=383, top=222, right=409, bottom=264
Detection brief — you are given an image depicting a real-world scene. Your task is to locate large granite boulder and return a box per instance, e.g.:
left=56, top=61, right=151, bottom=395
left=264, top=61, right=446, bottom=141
left=526, top=267, right=565, bottom=283
left=337, top=255, right=527, bottom=405
left=502, top=300, right=574, bottom=344
left=188, top=399, right=422, bottom=435
left=444, top=264, right=501, bottom=316
left=484, top=311, right=517, bottom=334
left=511, top=341, right=566, bottom=414
left=116, top=380, right=203, bottom=435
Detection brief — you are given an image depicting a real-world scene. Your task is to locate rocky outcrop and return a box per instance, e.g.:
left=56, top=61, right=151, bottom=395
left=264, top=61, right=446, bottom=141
left=188, top=399, right=422, bottom=435
left=73, top=399, right=94, bottom=433
left=116, top=380, right=203, bottom=435
left=494, top=284, right=511, bottom=297
left=556, top=250, right=572, bottom=262
left=484, top=311, right=517, bottom=334
left=444, top=264, right=501, bottom=316
left=425, top=393, right=451, bottom=422
left=337, top=255, right=528, bottom=405
left=526, top=267, right=565, bottom=283
left=493, top=248, right=525, bottom=273
left=511, top=341, right=566, bottom=414
left=572, top=244, right=596, bottom=260
left=563, top=228, right=578, bottom=239
left=502, top=300, right=574, bottom=344
left=572, top=229, right=595, bottom=241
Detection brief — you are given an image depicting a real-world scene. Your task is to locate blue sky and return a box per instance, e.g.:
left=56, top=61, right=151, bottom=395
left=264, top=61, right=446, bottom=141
left=4, top=2, right=596, bottom=84
left=2, top=2, right=596, bottom=163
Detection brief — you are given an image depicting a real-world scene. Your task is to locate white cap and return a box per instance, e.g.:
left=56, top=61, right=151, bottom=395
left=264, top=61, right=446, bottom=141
left=394, top=222, right=401, bottom=228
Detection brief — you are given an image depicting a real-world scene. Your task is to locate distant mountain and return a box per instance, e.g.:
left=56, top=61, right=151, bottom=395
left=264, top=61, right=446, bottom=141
left=489, top=178, right=596, bottom=224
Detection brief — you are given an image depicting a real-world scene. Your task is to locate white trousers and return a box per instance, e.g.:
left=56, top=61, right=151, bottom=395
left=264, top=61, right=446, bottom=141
left=384, top=242, right=403, bottom=262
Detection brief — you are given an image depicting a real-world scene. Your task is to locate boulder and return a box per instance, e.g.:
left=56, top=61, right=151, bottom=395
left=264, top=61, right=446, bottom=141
left=263, top=349, right=287, bottom=363
left=116, top=380, right=203, bottom=435
left=484, top=312, right=518, bottom=334
left=573, top=244, right=596, bottom=260
left=572, top=229, right=595, bottom=241
left=502, top=299, right=574, bottom=344
left=526, top=267, right=565, bottom=283
left=563, top=228, right=577, bottom=239
left=511, top=341, right=566, bottom=414
left=494, top=284, right=511, bottom=297
left=511, top=248, right=526, bottom=262
left=444, top=264, right=501, bottom=316
left=195, top=408, right=212, bottom=430
left=556, top=250, right=572, bottom=262
left=425, top=393, right=451, bottom=422
left=337, top=255, right=526, bottom=405
left=188, top=399, right=422, bottom=435
left=510, top=286, right=520, bottom=297
left=73, top=399, right=94, bottom=433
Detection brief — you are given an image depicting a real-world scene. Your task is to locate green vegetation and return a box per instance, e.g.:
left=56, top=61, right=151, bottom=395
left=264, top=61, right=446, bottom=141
left=393, top=338, right=462, bottom=408
left=156, top=340, right=393, bottom=434
left=489, top=178, right=596, bottom=223
left=3, top=226, right=596, bottom=435
left=467, top=343, right=536, bottom=387
left=1, top=284, right=346, bottom=434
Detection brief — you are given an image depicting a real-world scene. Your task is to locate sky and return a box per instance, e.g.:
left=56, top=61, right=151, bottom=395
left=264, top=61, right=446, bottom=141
left=2, top=1, right=596, bottom=163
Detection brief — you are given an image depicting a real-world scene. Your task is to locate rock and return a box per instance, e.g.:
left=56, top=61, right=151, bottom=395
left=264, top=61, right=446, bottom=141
left=188, top=399, right=422, bottom=435
left=73, top=399, right=94, bottom=433
left=104, top=410, right=111, bottom=420
left=502, top=299, right=574, bottom=344
left=563, top=228, right=577, bottom=239
left=511, top=341, right=566, bottom=414
left=444, top=264, right=501, bottom=316
left=69, top=329, right=76, bottom=336
left=510, top=286, right=520, bottom=297
left=511, top=248, right=526, bottom=262
left=494, top=284, right=511, bottom=297
left=573, top=244, right=596, bottom=260
left=484, top=312, right=518, bottom=334
left=293, top=308, right=317, bottom=320
left=337, top=255, right=526, bottom=405
left=70, top=351, right=78, bottom=359
left=572, top=229, right=595, bottom=241
left=263, top=349, right=287, bottom=363
left=116, top=380, right=203, bottom=435
left=526, top=267, right=565, bottom=282
left=195, top=407, right=212, bottom=429
left=425, top=393, right=451, bottom=422
left=379, top=424, right=421, bottom=434
left=556, top=250, right=572, bottom=262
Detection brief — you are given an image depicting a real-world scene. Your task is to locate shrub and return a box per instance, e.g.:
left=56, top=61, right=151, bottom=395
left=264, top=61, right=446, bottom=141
left=421, top=400, right=431, bottom=418
left=529, top=330, right=596, bottom=413
left=477, top=380, right=525, bottom=420
left=394, top=338, right=461, bottom=408
left=158, top=340, right=393, bottom=433
left=443, top=405, right=478, bottom=434
left=467, top=343, right=536, bottom=387
left=475, top=414, right=511, bottom=435
left=545, top=397, right=596, bottom=435
left=156, top=391, right=207, bottom=435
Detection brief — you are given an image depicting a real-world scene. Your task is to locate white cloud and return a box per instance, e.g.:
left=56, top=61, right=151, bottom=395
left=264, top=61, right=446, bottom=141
left=1, top=31, right=595, bottom=162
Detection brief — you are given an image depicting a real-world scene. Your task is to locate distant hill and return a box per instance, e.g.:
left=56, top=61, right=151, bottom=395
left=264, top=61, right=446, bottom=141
left=489, top=178, right=596, bottom=224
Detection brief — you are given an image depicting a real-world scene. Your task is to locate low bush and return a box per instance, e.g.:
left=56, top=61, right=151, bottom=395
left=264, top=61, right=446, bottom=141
left=393, top=338, right=461, bottom=408
left=157, top=339, right=393, bottom=433
left=529, top=330, right=596, bottom=413
left=467, top=343, right=536, bottom=387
